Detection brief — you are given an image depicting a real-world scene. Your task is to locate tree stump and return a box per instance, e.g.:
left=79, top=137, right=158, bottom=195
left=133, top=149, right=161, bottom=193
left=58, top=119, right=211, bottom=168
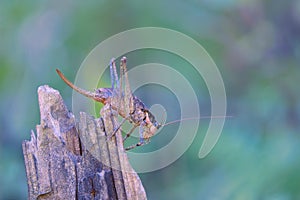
left=22, top=85, right=147, bottom=200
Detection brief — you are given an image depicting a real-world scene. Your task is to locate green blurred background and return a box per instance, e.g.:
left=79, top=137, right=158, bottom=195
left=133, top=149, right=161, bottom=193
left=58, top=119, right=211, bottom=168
left=1, top=1, right=300, bottom=199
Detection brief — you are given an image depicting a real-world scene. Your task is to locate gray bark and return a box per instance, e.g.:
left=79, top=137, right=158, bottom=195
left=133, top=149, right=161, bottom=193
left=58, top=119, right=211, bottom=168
left=22, top=85, right=146, bottom=200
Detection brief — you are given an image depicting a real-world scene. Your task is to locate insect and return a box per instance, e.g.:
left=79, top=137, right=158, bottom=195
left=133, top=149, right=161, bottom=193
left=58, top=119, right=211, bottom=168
left=56, top=57, right=161, bottom=150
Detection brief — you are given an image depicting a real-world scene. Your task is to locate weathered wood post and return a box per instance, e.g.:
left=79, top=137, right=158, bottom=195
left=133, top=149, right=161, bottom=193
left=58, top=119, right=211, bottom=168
left=22, top=85, right=146, bottom=200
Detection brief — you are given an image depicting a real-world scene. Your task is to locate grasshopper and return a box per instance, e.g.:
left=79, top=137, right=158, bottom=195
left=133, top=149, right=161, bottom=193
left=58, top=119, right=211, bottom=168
left=56, top=57, right=161, bottom=150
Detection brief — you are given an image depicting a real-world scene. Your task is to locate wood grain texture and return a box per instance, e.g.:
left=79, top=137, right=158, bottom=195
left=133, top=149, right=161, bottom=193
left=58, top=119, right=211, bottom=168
left=22, top=85, right=146, bottom=200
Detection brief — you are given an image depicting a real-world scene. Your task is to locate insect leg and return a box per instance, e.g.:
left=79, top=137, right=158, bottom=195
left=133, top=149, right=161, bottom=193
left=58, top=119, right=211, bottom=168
left=123, top=125, right=138, bottom=141
left=110, top=58, right=115, bottom=89
left=111, top=56, right=134, bottom=135
left=125, top=139, right=149, bottom=150
left=118, top=58, right=124, bottom=114
left=110, top=58, right=122, bottom=118
left=120, top=57, right=134, bottom=115
left=125, top=123, right=149, bottom=150
left=108, top=117, right=128, bottom=139
left=110, top=58, right=119, bottom=89
left=108, top=57, right=128, bottom=139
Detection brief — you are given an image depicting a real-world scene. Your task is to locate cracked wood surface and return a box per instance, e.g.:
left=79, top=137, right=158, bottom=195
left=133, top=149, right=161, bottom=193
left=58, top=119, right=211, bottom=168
left=22, top=85, right=146, bottom=200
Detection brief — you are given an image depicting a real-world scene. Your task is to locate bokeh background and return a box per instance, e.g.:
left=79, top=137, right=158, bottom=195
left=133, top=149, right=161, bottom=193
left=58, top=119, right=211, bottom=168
left=1, top=1, right=300, bottom=199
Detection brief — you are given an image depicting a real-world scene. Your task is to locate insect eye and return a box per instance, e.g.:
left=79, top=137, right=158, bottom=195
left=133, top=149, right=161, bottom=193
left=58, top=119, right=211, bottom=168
left=156, top=122, right=161, bottom=129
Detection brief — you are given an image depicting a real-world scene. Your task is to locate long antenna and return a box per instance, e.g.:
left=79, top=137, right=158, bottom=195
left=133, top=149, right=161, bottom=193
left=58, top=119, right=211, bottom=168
left=163, top=115, right=233, bottom=127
